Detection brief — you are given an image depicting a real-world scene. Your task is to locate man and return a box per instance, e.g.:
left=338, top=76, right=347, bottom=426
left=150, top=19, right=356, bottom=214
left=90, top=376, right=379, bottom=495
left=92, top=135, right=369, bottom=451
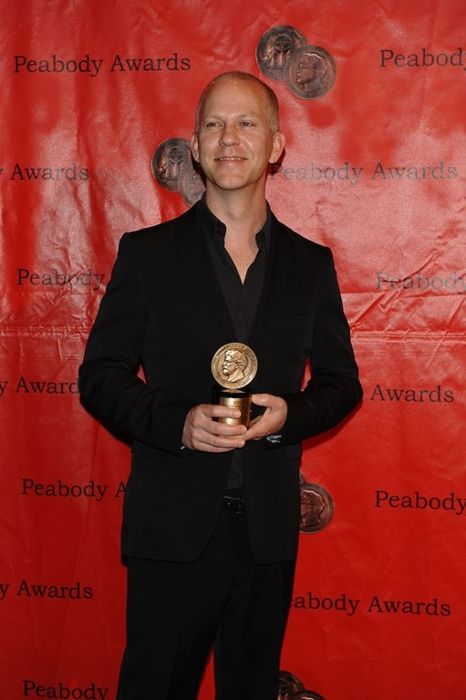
left=295, top=53, right=326, bottom=95
left=79, top=71, right=362, bottom=699
left=222, top=348, right=248, bottom=384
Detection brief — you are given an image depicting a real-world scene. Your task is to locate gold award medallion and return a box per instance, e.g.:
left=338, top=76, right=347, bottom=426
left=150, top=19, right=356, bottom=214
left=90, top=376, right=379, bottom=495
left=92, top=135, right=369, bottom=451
left=211, top=343, right=258, bottom=427
left=211, top=342, right=258, bottom=390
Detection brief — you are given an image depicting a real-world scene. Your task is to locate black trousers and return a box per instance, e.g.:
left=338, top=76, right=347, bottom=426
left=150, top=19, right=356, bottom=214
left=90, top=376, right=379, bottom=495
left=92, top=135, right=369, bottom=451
left=116, top=505, right=296, bottom=700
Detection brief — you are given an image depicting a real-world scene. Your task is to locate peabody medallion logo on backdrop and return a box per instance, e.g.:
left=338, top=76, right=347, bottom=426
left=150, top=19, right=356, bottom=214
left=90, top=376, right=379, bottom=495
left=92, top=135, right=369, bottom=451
left=151, top=138, right=204, bottom=205
left=256, top=26, right=336, bottom=100
left=299, top=477, right=334, bottom=534
left=278, top=670, right=325, bottom=700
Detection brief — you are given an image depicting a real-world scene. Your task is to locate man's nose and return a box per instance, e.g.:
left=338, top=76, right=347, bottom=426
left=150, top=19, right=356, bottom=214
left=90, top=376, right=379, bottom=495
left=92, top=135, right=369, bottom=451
left=219, top=124, right=239, bottom=146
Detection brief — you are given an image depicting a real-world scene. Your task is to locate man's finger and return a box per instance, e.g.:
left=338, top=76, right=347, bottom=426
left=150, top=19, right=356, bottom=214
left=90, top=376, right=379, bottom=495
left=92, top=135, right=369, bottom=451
left=243, top=419, right=271, bottom=441
left=191, top=427, right=245, bottom=450
left=201, top=403, right=242, bottom=420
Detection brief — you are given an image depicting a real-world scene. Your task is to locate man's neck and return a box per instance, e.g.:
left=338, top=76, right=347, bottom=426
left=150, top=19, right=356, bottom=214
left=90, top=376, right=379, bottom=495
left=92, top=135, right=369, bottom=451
left=205, top=186, right=267, bottom=244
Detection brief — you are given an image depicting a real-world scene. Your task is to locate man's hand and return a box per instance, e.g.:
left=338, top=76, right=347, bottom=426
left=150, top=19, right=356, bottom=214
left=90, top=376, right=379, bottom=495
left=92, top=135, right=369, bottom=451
left=182, top=403, right=247, bottom=452
left=244, top=394, right=288, bottom=442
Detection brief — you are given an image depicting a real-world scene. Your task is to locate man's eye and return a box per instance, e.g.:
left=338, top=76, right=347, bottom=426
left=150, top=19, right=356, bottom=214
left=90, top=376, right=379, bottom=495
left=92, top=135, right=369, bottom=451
left=205, top=121, right=220, bottom=128
left=240, top=121, right=255, bottom=127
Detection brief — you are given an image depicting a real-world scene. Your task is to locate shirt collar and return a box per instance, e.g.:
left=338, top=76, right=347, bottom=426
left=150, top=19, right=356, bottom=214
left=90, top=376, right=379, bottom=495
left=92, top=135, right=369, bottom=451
left=198, top=195, right=271, bottom=252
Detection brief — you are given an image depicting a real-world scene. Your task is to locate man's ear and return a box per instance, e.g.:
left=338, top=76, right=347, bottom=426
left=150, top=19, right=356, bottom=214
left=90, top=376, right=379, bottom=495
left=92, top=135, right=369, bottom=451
left=191, top=133, right=200, bottom=163
left=269, top=130, right=286, bottom=164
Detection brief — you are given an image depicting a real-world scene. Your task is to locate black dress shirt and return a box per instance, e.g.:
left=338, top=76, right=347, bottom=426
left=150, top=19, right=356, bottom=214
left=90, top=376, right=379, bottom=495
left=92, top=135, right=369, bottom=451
left=199, top=197, right=271, bottom=489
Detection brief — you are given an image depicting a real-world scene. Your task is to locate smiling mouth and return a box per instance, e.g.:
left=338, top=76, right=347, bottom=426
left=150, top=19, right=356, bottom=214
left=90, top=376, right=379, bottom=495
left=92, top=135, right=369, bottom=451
left=215, top=156, right=247, bottom=161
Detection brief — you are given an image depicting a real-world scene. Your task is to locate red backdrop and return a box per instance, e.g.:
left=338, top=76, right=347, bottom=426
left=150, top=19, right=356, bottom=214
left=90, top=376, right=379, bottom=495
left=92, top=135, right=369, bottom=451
left=1, top=1, right=465, bottom=698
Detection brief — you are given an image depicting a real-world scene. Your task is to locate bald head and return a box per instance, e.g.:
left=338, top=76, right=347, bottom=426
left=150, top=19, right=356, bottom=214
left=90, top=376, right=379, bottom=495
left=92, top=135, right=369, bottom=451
left=195, top=71, right=280, bottom=134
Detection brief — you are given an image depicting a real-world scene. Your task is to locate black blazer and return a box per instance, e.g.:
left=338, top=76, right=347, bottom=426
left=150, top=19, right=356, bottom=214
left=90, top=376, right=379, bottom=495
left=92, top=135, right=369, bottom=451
left=79, top=202, right=362, bottom=564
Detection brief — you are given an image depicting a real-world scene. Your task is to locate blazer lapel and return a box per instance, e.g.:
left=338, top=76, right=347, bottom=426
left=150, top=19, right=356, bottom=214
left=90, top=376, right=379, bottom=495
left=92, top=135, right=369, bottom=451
left=174, top=205, right=236, bottom=340
left=249, top=215, right=295, bottom=346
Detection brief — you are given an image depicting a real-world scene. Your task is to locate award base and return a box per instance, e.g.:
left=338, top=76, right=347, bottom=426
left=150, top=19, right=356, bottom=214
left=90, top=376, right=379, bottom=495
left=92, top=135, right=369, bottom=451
left=218, top=390, right=252, bottom=428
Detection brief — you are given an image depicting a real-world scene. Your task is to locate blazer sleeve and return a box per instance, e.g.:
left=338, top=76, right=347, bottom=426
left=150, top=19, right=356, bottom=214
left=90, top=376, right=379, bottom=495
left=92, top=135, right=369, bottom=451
left=278, top=247, right=362, bottom=444
left=78, top=233, right=194, bottom=454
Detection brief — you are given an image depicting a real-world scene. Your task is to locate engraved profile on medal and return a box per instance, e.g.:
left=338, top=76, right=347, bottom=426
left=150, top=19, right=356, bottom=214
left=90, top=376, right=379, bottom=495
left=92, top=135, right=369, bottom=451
left=211, top=343, right=257, bottom=390
left=178, top=165, right=205, bottom=205
left=256, top=26, right=307, bottom=81
left=152, top=138, right=187, bottom=191
left=299, top=478, right=334, bottom=533
left=222, top=349, right=248, bottom=384
left=286, top=45, right=336, bottom=99
left=151, top=137, right=204, bottom=204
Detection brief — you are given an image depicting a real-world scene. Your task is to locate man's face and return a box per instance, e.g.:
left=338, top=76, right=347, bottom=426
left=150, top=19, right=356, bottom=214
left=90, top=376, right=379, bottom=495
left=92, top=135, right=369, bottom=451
left=222, top=350, right=242, bottom=377
left=191, top=78, right=285, bottom=195
left=222, top=351, right=235, bottom=376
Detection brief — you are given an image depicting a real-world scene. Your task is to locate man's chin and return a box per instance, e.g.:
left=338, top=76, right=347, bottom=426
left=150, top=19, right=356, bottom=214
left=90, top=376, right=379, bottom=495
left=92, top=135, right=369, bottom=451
left=209, top=177, right=256, bottom=192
